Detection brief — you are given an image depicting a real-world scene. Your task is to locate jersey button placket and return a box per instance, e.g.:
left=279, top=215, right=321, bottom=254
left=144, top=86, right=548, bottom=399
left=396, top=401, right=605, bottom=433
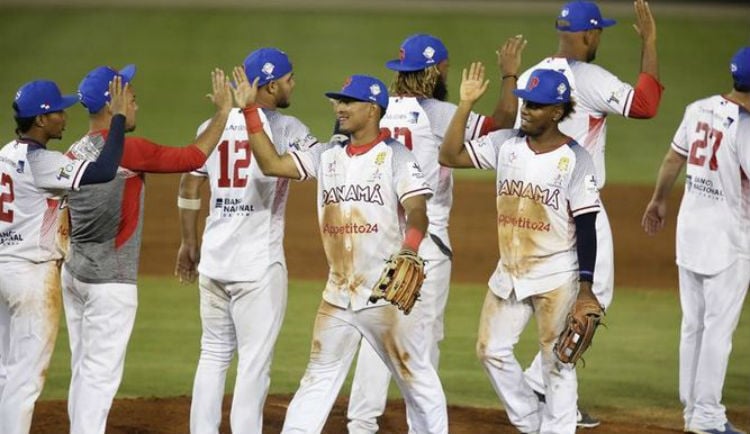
left=343, top=158, right=353, bottom=252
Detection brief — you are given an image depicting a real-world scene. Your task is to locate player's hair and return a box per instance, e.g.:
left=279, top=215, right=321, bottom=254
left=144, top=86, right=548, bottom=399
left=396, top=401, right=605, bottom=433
left=390, top=66, right=441, bottom=98
left=12, top=102, right=36, bottom=135
left=559, top=99, right=577, bottom=122
left=734, top=81, right=750, bottom=93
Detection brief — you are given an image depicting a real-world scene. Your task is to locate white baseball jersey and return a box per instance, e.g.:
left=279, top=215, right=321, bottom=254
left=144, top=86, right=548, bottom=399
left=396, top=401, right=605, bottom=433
left=380, top=97, right=487, bottom=253
left=517, top=58, right=636, bottom=188
left=193, top=108, right=318, bottom=282
left=671, top=96, right=750, bottom=275
left=0, top=139, right=88, bottom=263
left=290, top=132, right=433, bottom=310
left=465, top=130, right=600, bottom=300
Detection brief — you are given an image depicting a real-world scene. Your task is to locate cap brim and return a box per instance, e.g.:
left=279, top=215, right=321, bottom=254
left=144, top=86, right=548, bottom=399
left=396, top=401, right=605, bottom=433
left=324, top=91, right=369, bottom=103
left=385, top=59, right=425, bottom=72
left=600, top=18, right=617, bottom=28
left=513, top=89, right=559, bottom=105
left=119, top=64, right=137, bottom=83
left=52, top=94, right=82, bottom=112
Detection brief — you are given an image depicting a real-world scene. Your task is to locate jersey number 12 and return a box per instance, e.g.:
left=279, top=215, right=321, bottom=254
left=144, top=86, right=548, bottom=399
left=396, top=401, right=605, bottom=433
left=0, top=172, right=14, bottom=223
left=217, top=140, right=251, bottom=188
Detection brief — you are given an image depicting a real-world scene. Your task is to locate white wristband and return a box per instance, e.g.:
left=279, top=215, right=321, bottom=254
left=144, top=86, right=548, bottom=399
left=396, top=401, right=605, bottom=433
left=177, top=197, right=201, bottom=210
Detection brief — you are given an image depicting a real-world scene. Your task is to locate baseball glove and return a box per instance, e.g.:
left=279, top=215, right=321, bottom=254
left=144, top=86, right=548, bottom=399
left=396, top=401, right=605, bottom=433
left=368, top=250, right=426, bottom=315
left=554, top=288, right=604, bottom=364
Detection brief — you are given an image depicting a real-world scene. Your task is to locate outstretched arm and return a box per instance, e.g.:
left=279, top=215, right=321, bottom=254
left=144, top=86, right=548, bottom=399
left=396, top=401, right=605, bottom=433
left=192, top=69, right=233, bottom=155
left=490, top=35, right=526, bottom=129
left=641, top=148, right=686, bottom=235
left=232, top=67, right=302, bottom=179
left=439, top=62, right=489, bottom=168
left=628, top=0, right=663, bottom=119
left=175, top=173, right=206, bottom=283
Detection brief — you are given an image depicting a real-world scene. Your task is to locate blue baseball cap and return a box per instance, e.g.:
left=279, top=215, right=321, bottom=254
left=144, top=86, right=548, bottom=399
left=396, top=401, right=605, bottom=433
left=78, top=64, right=136, bottom=114
left=325, top=75, right=389, bottom=110
left=731, top=47, right=750, bottom=87
left=243, top=48, right=293, bottom=88
left=514, top=69, right=572, bottom=105
left=386, top=34, right=448, bottom=72
left=556, top=1, right=616, bottom=32
left=13, top=80, right=79, bottom=118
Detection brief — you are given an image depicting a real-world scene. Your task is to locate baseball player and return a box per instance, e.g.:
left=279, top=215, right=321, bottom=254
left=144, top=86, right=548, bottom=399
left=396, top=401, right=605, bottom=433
left=174, top=48, right=318, bottom=434
left=60, top=65, right=232, bottom=434
left=230, top=68, right=446, bottom=433
left=0, top=78, right=128, bottom=434
left=347, top=33, right=526, bottom=434
left=441, top=64, right=601, bottom=434
left=516, top=0, right=663, bottom=426
left=641, top=47, right=750, bottom=434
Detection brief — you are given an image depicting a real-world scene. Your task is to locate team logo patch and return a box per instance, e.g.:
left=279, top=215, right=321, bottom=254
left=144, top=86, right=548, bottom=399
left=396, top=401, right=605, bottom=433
left=589, top=18, right=599, bottom=26
left=375, top=151, right=386, bottom=165
left=585, top=174, right=598, bottom=194
left=40, top=103, right=51, bottom=110
left=731, top=63, right=738, bottom=73
left=370, top=84, right=381, bottom=96
left=408, top=111, right=420, bottom=124
left=14, top=89, right=22, bottom=101
left=399, top=47, right=406, bottom=61
left=56, top=163, right=76, bottom=180
left=724, top=116, right=735, bottom=129
left=528, top=76, right=540, bottom=90
left=557, top=156, right=569, bottom=173
left=561, top=7, right=569, bottom=17
left=557, top=83, right=567, bottom=98
left=262, top=62, right=275, bottom=78
left=423, top=46, right=436, bottom=63
left=16, top=160, right=25, bottom=174
left=342, top=76, right=353, bottom=89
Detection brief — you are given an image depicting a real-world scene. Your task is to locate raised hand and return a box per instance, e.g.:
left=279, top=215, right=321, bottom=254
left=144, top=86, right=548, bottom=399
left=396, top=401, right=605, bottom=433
left=633, top=0, right=656, bottom=44
left=497, top=34, right=527, bottom=78
left=231, top=66, right=259, bottom=108
left=641, top=199, right=666, bottom=236
left=459, top=62, right=490, bottom=105
left=207, top=68, right=232, bottom=113
left=107, top=76, right=128, bottom=116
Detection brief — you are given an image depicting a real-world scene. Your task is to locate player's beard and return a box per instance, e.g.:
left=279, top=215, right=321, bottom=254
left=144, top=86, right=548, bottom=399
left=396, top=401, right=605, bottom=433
left=277, top=99, right=291, bottom=109
left=432, top=76, right=448, bottom=101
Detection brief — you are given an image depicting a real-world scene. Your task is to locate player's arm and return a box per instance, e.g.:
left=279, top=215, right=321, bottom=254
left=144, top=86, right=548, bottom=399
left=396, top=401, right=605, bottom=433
left=628, top=0, right=662, bottom=119
left=568, top=151, right=601, bottom=303
left=190, top=69, right=233, bottom=155
left=641, top=148, right=686, bottom=236
left=231, top=67, right=301, bottom=179
left=489, top=35, right=526, bottom=130
left=401, top=194, right=429, bottom=254
left=79, top=77, right=128, bottom=185
left=440, top=62, right=489, bottom=168
left=175, top=173, right=206, bottom=283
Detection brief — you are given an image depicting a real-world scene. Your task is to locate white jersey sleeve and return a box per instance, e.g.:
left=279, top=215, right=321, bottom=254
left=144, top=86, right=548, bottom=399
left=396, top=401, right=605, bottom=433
left=739, top=112, right=750, bottom=177
left=389, top=140, right=433, bottom=202
left=191, top=119, right=212, bottom=176
left=464, top=129, right=518, bottom=170
left=290, top=141, right=330, bottom=181
left=670, top=108, right=690, bottom=157
left=28, top=148, right=89, bottom=193
left=567, top=144, right=601, bottom=216
left=570, top=62, right=634, bottom=117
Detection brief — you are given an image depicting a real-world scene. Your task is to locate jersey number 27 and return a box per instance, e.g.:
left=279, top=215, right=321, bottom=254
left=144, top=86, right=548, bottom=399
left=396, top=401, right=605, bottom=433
left=688, top=121, right=724, bottom=171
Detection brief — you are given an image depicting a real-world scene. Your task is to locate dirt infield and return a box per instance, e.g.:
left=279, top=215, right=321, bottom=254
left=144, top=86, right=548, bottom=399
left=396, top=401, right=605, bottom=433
left=136, top=175, right=680, bottom=290
left=31, top=178, right=690, bottom=433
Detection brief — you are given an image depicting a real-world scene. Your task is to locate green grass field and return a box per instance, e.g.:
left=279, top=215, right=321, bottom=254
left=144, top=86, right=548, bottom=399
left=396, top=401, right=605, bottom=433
left=0, top=6, right=748, bottom=184
left=40, top=276, right=750, bottom=416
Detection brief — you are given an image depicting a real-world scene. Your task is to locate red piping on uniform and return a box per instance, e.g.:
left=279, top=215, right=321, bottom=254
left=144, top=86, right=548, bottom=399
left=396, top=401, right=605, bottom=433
left=346, top=130, right=390, bottom=156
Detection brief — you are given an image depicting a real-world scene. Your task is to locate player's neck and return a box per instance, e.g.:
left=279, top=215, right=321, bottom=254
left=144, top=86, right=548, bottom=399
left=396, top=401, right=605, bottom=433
left=18, top=130, right=49, bottom=146
left=255, top=94, right=277, bottom=111
left=526, top=129, right=570, bottom=154
left=349, top=127, right=383, bottom=147
left=89, top=112, right=113, bottom=133
left=725, top=90, right=750, bottom=112
left=555, top=39, right=589, bottom=62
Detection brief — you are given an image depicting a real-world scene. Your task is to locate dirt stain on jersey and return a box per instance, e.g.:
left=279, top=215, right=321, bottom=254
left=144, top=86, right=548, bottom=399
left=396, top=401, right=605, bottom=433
left=42, top=262, right=62, bottom=380
left=496, top=195, right=550, bottom=278
left=322, top=204, right=355, bottom=294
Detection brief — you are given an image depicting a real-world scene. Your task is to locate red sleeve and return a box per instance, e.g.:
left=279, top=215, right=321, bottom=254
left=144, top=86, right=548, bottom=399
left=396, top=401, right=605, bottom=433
left=627, top=73, right=664, bottom=119
left=121, top=137, right=208, bottom=173
left=478, top=117, right=495, bottom=136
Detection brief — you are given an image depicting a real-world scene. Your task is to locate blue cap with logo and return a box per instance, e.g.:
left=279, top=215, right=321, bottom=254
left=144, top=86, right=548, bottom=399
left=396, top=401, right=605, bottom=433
left=514, top=69, right=572, bottom=105
left=386, top=33, right=448, bottom=72
left=243, top=48, right=293, bottom=88
left=13, top=80, right=80, bottom=118
left=325, top=75, right=389, bottom=110
left=556, top=1, right=616, bottom=32
left=78, top=64, right=136, bottom=114
left=731, top=47, right=750, bottom=88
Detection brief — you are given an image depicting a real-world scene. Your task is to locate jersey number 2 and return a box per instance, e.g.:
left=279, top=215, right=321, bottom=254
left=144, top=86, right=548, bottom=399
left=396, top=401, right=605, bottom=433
left=0, top=172, right=14, bottom=223
left=688, top=121, right=723, bottom=171
left=218, top=140, right=251, bottom=188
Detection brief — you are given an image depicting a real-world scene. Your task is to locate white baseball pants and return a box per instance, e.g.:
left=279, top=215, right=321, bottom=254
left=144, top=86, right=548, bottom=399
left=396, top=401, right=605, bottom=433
left=679, top=258, right=749, bottom=432
left=477, top=278, right=579, bottom=434
left=0, top=260, right=61, bottom=434
left=523, top=206, right=613, bottom=395
left=190, top=263, right=288, bottom=434
left=282, top=300, right=448, bottom=434
left=347, top=250, right=451, bottom=434
left=61, top=266, right=138, bottom=434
